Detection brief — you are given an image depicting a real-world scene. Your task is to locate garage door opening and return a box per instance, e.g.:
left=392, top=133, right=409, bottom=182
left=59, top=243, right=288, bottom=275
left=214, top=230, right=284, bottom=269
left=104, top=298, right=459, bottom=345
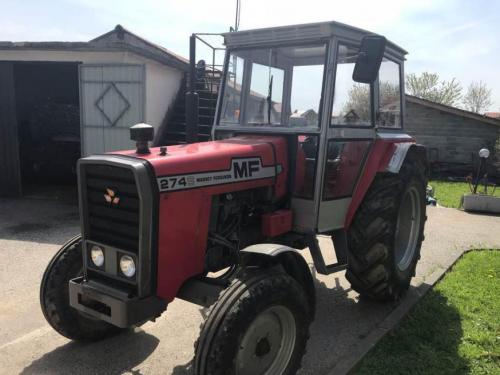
left=14, top=62, right=80, bottom=198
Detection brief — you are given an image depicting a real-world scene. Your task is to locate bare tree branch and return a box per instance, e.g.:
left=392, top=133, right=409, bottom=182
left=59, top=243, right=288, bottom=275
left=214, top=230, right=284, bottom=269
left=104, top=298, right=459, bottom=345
left=405, top=72, right=462, bottom=106
left=462, top=81, right=493, bottom=113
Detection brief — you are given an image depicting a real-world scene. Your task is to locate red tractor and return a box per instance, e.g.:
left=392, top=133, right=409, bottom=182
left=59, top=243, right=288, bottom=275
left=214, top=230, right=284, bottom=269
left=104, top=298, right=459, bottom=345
left=40, top=21, right=427, bottom=375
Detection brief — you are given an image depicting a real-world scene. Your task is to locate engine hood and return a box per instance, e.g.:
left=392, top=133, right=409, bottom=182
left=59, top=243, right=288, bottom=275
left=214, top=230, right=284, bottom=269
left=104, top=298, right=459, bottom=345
left=112, top=135, right=288, bottom=194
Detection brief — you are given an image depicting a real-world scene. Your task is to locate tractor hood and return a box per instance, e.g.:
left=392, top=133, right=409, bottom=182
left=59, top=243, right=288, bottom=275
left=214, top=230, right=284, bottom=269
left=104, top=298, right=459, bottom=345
left=113, top=135, right=288, bottom=195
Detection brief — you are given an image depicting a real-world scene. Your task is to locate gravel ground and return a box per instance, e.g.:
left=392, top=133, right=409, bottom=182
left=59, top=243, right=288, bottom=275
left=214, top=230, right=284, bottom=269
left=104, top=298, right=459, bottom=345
left=0, top=198, right=499, bottom=375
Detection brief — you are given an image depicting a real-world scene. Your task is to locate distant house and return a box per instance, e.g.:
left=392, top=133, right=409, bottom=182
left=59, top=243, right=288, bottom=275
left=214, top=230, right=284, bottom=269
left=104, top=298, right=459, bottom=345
left=290, top=109, right=318, bottom=127
left=405, top=95, right=500, bottom=178
left=342, top=109, right=360, bottom=124
left=485, top=112, right=500, bottom=119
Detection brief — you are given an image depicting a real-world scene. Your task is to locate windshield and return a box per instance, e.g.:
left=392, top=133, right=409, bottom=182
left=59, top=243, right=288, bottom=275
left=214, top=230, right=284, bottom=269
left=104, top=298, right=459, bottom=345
left=219, top=44, right=327, bottom=129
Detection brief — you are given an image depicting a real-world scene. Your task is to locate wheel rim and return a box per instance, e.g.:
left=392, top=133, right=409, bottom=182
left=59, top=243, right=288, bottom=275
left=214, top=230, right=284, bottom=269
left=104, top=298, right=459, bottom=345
left=394, top=186, right=421, bottom=272
left=235, top=305, right=296, bottom=375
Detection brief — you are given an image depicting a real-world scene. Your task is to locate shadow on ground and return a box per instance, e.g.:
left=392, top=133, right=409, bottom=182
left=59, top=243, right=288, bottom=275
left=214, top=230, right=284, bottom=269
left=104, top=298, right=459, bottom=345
left=0, top=198, right=79, bottom=244
left=171, top=273, right=397, bottom=375
left=21, top=330, right=159, bottom=375
left=355, top=287, right=467, bottom=374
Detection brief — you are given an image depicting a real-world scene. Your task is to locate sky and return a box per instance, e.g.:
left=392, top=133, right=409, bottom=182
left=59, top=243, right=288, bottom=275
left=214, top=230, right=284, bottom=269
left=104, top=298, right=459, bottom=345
left=2, top=0, right=500, bottom=111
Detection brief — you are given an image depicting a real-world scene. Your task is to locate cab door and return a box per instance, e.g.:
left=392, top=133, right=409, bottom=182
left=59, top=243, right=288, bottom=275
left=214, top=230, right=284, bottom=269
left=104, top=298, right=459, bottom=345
left=317, top=42, right=375, bottom=232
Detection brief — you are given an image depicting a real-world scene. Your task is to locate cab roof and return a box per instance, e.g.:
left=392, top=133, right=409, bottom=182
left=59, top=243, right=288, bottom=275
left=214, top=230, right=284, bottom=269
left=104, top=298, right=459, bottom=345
left=223, top=20, right=407, bottom=58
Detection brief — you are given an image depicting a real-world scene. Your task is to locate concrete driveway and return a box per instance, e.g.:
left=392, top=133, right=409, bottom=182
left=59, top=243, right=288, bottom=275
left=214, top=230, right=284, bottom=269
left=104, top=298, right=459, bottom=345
left=0, top=198, right=499, bottom=374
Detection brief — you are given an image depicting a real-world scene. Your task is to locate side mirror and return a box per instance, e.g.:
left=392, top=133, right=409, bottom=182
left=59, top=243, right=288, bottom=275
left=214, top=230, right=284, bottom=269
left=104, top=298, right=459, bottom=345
left=352, top=35, right=387, bottom=84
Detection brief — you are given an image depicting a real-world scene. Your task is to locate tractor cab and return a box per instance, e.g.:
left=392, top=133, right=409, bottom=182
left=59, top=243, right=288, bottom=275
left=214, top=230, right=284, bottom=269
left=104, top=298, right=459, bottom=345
left=214, top=22, right=406, bottom=233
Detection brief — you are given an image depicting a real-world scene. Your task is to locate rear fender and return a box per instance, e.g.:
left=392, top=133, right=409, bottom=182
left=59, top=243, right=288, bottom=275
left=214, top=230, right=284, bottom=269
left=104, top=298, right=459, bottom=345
left=345, top=141, right=427, bottom=229
left=241, top=244, right=316, bottom=316
left=386, top=143, right=427, bottom=174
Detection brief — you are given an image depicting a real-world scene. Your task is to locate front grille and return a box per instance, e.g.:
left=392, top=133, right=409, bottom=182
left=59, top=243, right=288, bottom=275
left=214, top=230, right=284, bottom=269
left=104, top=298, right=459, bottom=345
left=82, top=164, right=140, bottom=253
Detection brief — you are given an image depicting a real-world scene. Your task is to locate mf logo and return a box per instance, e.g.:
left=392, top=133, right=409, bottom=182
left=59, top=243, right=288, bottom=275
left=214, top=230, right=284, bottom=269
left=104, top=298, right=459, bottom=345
left=104, top=188, right=120, bottom=207
left=233, top=159, right=260, bottom=179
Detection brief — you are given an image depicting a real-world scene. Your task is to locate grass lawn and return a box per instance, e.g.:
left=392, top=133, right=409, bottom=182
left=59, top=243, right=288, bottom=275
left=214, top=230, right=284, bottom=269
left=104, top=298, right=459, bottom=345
left=355, top=250, right=500, bottom=375
left=429, top=180, right=500, bottom=208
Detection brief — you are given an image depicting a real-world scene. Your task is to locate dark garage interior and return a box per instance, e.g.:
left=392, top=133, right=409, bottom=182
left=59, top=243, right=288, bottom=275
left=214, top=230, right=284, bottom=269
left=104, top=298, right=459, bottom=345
left=1, top=61, right=81, bottom=198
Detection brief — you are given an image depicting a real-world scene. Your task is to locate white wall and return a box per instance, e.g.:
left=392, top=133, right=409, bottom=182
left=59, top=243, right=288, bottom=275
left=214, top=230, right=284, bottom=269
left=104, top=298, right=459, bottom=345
left=0, top=49, right=184, bottom=137
left=145, top=61, right=183, bottom=141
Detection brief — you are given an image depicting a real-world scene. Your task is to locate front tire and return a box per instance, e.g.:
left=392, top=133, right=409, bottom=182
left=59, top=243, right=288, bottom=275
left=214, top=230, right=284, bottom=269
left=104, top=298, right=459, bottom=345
left=346, top=153, right=427, bottom=301
left=194, top=268, right=312, bottom=375
left=40, top=235, right=124, bottom=341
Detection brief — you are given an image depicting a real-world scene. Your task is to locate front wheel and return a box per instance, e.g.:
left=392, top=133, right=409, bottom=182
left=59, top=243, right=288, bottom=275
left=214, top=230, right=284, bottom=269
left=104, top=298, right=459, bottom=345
left=40, top=235, right=124, bottom=341
left=194, top=268, right=312, bottom=375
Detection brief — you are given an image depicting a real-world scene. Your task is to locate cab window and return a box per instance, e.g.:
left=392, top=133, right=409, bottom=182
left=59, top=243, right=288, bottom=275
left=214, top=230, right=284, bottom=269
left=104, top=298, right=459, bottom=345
left=219, top=44, right=327, bottom=128
left=221, top=55, right=244, bottom=123
left=377, top=59, right=402, bottom=128
left=294, top=135, right=318, bottom=199
left=331, top=44, right=372, bottom=127
left=247, top=60, right=284, bottom=124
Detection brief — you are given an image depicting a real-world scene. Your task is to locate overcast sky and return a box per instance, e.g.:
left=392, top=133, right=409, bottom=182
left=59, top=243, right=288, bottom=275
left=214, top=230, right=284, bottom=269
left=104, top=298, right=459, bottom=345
left=2, top=0, right=499, bottom=111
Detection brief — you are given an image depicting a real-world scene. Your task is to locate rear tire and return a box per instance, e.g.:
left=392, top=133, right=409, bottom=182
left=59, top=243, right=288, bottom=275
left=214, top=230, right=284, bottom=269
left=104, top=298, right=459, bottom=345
left=346, top=153, right=427, bottom=301
left=194, top=267, right=312, bottom=375
left=40, top=235, right=124, bottom=341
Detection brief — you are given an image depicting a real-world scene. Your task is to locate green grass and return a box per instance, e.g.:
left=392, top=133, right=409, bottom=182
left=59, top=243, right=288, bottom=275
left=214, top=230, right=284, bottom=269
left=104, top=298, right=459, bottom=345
left=429, top=180, right=500, bottom=208
left=355, top=250, right=500, bottom=375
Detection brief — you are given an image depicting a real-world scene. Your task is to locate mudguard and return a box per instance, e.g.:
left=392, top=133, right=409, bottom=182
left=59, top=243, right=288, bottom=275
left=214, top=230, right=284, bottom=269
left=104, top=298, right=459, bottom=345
left=241, top=244, right=316, bottom=316
left=386, top=143, right=427, bottom=174
left=345, top=140, right=427, bottom=229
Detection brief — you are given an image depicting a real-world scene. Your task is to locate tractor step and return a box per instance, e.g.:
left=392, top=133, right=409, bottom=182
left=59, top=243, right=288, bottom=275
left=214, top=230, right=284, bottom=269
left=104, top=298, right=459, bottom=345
left=307, top=230, right=348, bottom=275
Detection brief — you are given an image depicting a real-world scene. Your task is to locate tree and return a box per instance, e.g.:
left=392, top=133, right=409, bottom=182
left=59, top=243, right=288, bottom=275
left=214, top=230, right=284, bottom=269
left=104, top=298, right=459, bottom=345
left=342, top=84, right=370, bottom=121
left=406, top=72, right=462, bottom=106
left=341, top=82, right=400, bottom=122
left=462, top=81, right=492, bottom=113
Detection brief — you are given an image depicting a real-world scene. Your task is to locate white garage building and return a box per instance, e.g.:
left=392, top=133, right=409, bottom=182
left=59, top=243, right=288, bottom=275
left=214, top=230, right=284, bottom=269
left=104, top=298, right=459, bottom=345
left=0, top=25, right=188, bottom=196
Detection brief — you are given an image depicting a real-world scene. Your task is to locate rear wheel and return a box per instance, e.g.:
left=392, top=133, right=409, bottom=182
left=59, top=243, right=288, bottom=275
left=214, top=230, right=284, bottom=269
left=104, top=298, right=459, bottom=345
left=346, top=153, right=427, bottom=301
left=194, top=267, right=312, bottom=375
left=40, top=235, right=124, bottom=341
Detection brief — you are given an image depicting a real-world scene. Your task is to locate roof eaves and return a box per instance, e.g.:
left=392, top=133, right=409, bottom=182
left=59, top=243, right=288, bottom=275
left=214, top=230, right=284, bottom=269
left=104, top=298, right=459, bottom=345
left=405, top=94, right=500, bottom=127
left=91, top=25, right=189, bottom=69
left=0, top=41, right=91, bottom=50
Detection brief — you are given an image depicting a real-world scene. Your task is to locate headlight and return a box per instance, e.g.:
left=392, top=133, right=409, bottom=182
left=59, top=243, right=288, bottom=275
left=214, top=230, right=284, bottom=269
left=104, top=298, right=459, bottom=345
left=90, top=245, right=104, bottom=267
left=119, top=255, right=136, bottom=278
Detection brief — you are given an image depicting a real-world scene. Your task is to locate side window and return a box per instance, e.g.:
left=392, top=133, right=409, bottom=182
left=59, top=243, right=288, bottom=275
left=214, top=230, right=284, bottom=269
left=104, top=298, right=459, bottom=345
left=331, top=44, right=371, bottom=127
left=322, top=140, right=371, bottom=200
left=221, top=55, right=244, bottom=123
left=294, top=135, right=318, bottom=199
left=377, top=59, right=401, bottom=128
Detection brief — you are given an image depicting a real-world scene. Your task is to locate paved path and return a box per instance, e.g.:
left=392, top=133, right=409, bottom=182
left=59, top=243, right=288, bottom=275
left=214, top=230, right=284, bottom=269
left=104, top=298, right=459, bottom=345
left=0, top=198, right=499, bottom=375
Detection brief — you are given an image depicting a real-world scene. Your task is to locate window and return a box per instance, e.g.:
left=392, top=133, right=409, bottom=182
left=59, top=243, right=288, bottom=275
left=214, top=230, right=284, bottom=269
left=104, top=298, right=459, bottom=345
left=322, top=140, right=371, bottom=200
left=331, top=44, right=371, bottom=127
left=247, top=61, right=284, bottom=124
left=289, top=64, right=324, bottom=127
left=294, top=135, right=318, bottom=199
left=377, top=59, right=401, bottom=128
left=221, top=55, right=244, bottom=123
left=218, top=44, right=326, bottom=128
